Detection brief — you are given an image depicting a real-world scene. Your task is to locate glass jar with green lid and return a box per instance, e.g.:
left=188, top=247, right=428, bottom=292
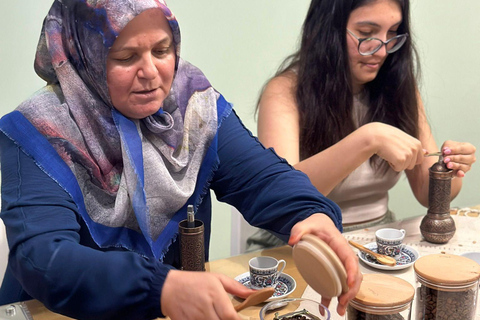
left=414, top=253, right=480, bottom=320
left=346, top=273, right=415, bottom=320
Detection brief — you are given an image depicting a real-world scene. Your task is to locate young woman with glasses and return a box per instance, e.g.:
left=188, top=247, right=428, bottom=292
left=247, top=0, right=476, bottom=250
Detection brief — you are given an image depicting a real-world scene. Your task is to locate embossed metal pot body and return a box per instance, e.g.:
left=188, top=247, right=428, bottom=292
left=179, top=219, right=205, bottom=271
left=420, top=161, right=456, bottom=244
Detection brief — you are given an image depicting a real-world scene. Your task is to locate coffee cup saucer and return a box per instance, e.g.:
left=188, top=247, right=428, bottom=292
left=234, top=272, right=296, bottom=301
left=357, top=242, right=419, bottom=271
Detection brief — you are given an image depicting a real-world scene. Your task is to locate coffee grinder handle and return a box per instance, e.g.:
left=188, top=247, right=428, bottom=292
left=187, top=205, right=195, bottom=228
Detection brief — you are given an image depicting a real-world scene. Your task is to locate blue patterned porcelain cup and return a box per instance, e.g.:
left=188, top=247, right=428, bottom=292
left=249, top=256, right=286, bottom=289
left=375, top=228, right=406, bottom=259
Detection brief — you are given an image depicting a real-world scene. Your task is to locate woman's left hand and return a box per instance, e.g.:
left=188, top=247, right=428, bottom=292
left=288, top=214, right=362, bottom=316
left=441, top=141, right=476, bottom=178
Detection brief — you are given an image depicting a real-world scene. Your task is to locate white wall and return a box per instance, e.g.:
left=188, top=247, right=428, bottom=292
left=1, top=1, right=479, bottom=262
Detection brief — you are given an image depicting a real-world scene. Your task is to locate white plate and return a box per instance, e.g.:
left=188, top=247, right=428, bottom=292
left=357, top=242, right=419, bottom=271
left=235, top=272, right=296, bottom=301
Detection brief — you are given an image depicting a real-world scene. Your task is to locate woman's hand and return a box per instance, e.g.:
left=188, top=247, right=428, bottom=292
left=362, top=122, right=425, bottom=172
left=288, top=214, right=362, bottom=316
left=161, top=270, right=255, bottom=320
left=440, top=141, right=476, bottom=178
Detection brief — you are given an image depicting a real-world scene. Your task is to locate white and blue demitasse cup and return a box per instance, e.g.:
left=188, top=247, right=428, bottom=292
left=249, top=256, right=286, bottom=289
left=375, top=228, right=406, bottom=259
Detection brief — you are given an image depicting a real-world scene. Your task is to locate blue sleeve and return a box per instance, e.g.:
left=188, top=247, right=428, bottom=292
left=0, top=132, right=172, bottom=320
left=211, top=110, right=342, bottom=241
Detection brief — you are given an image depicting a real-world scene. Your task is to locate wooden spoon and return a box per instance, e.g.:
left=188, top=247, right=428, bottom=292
left=234, top=287, right=275, bottom=312
left=348, top=240, right=397, bottom=267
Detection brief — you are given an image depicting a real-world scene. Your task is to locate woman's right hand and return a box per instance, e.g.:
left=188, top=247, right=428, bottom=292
left=361, top=122, right=424, bottom=171
left=161, top=270, right=255, bottom=320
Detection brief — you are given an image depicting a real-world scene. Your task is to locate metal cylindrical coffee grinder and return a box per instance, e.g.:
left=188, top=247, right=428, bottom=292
left=420, top=156, right=456, bottom=243
left=178, top=205, right=205, bottom=271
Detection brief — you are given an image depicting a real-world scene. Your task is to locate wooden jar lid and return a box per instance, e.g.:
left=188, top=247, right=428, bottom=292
left=414, top=253, right=480, bottom=285
left=292, top=234, right=348, bottom=298
left=353, top=274, right=415, bottom=308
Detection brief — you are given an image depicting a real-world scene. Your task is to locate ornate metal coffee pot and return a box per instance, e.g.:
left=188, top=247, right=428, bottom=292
left=420, top=156, right=456, bottom=243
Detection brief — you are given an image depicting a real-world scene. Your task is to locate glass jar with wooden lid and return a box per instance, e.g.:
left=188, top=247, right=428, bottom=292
left=346, top=273, right=415, bottom=320
left=414, top=253, right=480, bottom=320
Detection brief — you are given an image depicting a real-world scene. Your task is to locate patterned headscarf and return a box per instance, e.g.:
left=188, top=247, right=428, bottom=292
left=3, top=0, right=230, bottom=259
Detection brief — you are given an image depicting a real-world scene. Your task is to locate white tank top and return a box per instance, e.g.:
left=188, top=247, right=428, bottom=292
left=327, top=96, right=401, bottom=225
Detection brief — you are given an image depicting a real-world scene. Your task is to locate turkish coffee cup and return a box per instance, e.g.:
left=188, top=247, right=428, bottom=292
left=249, top=256, right=286, bottom=289
left=375, top=228, right=406, bottom=259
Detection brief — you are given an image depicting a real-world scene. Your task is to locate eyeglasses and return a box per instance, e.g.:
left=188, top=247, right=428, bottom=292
left=347, top=29, right=408, bottom=56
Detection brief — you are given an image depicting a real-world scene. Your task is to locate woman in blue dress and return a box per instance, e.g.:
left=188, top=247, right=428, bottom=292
left=0, top=1, right=361, bottom=319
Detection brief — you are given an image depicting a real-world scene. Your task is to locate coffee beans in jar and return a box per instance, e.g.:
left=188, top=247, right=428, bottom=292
left=346, top=274, right=414, bottom=320
left=414, top=253, right=480, bottom=320
left=260, top=298, right=330, bottom=320
left=274, top=314, right=311, bottom=320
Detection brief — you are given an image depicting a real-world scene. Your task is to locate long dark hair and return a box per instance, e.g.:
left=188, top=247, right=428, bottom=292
left=260, top=0, right=420, bottom=169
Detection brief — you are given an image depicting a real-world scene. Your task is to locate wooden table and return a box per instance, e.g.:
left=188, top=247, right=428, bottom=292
left=7, top=205, right=480, bottom=319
